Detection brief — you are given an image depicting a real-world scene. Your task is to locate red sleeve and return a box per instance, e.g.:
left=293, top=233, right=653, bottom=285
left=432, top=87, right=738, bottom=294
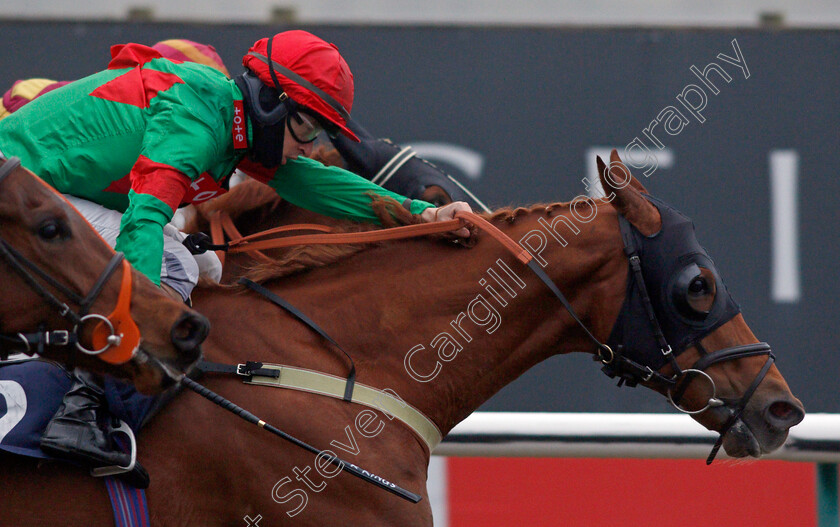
left=130, top=155, right=191, bottom=212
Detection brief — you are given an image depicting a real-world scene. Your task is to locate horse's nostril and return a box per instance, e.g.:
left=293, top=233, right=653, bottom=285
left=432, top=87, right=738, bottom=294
left=769, top=401, right=793, bottom=420
left=765, top=400, right=805, bottom=429
left=171, top=312, right=210, bottom=359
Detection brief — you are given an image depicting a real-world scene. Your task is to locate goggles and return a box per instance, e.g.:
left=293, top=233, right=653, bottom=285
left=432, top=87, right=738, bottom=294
left=287, top=111, right=322, bottom=144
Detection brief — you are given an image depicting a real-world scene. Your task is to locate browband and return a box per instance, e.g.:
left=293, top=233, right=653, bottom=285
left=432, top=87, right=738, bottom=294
left=0, top=156, right=21, bottom=186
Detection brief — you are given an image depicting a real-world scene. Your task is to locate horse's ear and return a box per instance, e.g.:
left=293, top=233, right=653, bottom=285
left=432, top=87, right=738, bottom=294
left=607, top=149, right=650, bottom=194
left=597, top=149, right=661, bottom=235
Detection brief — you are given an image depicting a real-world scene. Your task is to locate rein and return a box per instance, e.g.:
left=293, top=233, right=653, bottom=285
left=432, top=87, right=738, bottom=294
left=0, top=157, right=139, bottom=364
left=207, top=207, right=772, bottom=464
left=207, top=209, right=529, bottom=260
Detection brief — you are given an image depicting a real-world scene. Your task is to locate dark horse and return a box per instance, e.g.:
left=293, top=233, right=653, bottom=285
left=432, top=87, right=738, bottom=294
left=1, top=152, right=803, bottom=525
left=0, top=156, right=208, bottom=393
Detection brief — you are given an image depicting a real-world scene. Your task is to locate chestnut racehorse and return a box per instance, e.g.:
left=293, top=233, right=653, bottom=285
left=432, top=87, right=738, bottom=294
left=1, top=152, right=804, bottom=525
left=0, top=156, right=208, bottom=393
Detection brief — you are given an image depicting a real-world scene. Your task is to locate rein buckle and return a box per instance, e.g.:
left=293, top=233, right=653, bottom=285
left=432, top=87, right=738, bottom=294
left=46, top=330, right=70, bottom=347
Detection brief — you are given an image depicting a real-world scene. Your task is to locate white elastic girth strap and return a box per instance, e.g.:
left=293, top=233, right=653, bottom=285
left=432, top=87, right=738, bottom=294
left=246, top=363, right=443, bottom=451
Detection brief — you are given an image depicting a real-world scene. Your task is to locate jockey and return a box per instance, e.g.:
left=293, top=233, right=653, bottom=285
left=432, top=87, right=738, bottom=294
left=0, top=30, right=470, bottom=487
left=1, top=40, right=488, bottom=211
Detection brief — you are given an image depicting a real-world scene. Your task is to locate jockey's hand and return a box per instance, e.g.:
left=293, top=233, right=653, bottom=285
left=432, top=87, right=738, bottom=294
left=421, top=201, right=472, bottom=238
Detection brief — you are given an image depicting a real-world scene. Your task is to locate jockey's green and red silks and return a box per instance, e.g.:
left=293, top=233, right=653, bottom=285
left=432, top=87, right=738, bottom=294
left=0, top=43, right=431, bottom=285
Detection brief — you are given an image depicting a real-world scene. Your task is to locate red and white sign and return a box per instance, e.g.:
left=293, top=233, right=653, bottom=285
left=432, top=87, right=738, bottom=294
left=232, top=100, right=247, bottom=150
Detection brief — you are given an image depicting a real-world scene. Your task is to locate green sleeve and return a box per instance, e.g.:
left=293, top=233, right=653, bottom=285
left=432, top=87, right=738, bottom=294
left=114, top=191, right=172, bottom=285
left=266, top=156, right=434, bottom=225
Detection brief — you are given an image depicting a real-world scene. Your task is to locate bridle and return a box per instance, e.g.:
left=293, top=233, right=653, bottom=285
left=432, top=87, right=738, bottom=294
left=0, top=156, right=140, bottom=365
left=593, top=211, right=775, bottom=464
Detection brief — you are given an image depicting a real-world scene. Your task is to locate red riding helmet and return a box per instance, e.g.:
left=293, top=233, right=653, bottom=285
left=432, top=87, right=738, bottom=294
left=242, top=30, right=359, bottom=142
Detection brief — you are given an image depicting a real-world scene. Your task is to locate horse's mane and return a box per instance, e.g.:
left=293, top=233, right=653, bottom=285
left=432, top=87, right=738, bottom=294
left=484, top=202, right=571, bottom=223
left=243, top=195, right=423, bottom=283
left=240, top=200, right=575, bottom=284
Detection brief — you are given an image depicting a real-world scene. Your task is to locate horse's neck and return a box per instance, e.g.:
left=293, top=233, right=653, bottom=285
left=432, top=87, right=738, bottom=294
left=389, top=206, right=626, bottom=433
left=200, top=203, right=626, bottom=444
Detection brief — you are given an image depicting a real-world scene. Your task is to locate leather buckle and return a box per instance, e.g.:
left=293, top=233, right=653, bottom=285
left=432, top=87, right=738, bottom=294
left=47, top=330, right=70, bottom=346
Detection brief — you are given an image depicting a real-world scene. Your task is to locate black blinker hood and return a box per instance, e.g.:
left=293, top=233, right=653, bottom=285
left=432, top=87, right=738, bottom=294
left=605, top=195, right=742, bottom=372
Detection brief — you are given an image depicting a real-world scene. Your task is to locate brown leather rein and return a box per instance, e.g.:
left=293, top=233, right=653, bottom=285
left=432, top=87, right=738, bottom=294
left=209, top=209, right=532, bottom=266
left=209, top=208, right=609, bottom=363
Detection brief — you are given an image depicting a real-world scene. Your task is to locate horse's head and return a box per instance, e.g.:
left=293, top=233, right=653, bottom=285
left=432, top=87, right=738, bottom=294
left=596, top=150, right=804, bottom=459
left=0, top=158, right=208, bottom=393
left=419, top=185, right=453, bottom=207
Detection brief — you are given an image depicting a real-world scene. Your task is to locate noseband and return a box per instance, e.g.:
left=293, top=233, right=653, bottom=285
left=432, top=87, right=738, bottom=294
left=0, top=157, right=139, bottom=364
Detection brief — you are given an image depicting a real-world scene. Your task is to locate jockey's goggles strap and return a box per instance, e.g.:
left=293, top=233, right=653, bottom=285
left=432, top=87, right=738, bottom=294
left=265, top=36, right=288, bottom=118
left=246, top=51, right=351, bottom=123
left=239, top=277, right=357, bottom=402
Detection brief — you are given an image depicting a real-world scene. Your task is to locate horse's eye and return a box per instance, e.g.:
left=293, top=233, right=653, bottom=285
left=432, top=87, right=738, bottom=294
left=672, top=264, right=716, bottom=319
left=688, top=277, right=708, bottom=295
left=37, top=219, right=67, bottom=241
